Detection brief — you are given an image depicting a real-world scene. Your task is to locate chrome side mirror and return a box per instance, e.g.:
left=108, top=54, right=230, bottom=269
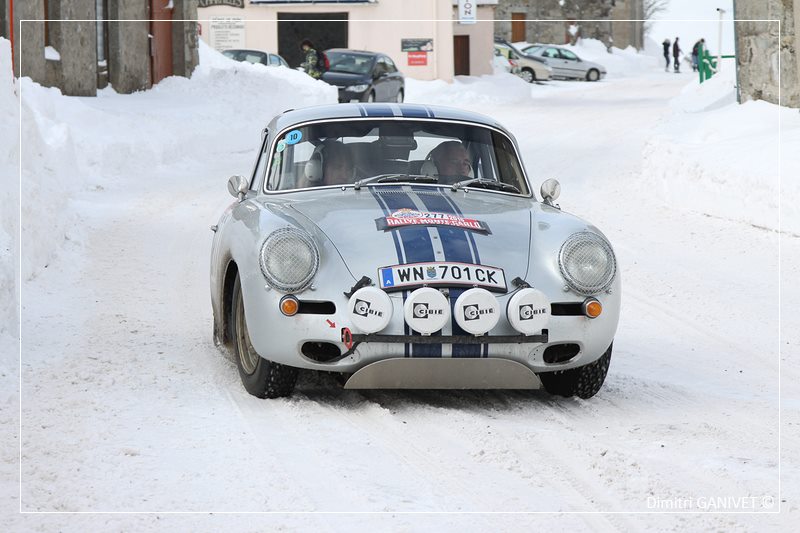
left=227, top=175, right=249, bottom=201
left=540, top=178, right=561, bottom=207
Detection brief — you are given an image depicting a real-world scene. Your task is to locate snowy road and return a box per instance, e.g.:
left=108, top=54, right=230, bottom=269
left=7, top=63, right=797, bottom=531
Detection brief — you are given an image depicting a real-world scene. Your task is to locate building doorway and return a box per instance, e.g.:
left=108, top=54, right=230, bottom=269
left=277, top=13, right=348, bottom=68
left=149, top=0, right=173, bottom=85
left=511, top=13, right=526, bottom=43
left=453, top=35, right=470, bottom=76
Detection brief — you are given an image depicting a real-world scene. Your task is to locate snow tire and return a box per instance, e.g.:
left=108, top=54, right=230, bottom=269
left=539, top=344, right=612, bottom=399
left=230, top=274, right=298, bottom=399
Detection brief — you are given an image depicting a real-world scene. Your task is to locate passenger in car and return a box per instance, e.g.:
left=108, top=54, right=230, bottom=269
left=322, top=142, right=355, bottom=186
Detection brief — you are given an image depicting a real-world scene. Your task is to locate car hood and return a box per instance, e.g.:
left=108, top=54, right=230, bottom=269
left=322, top=71, right=370, bottom=87
left=286, top=187, right=534, bottom=286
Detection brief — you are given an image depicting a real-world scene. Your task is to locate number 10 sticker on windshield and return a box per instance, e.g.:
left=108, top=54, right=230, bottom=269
left=285, top=129, right=303, bottom=145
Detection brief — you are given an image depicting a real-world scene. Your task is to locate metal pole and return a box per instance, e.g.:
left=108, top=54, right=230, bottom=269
left=716, top=7, right=726, bottom=72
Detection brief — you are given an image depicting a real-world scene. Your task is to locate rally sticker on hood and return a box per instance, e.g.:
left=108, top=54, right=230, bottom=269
left=375, top=209, right=491, bottom=234
left=379, top=261, right=507, bottom=292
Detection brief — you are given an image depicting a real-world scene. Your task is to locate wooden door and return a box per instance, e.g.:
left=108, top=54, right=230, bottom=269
left=453, top=35, right=470, bottom=76
left=511, top=13, right=526, bottom=43
left=150, top=0, right=173, bottom=85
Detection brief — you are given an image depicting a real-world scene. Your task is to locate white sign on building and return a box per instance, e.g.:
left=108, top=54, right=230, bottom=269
left=210, top=16, right=246, bottom=51
left=458, top=0, right=477, bottom=25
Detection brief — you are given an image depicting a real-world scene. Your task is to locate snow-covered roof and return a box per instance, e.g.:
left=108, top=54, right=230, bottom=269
left=268, top=103, right=509, bottom=134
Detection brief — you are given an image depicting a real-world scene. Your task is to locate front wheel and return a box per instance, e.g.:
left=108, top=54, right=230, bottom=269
left=586, top=69, right=600, bottom=82
left=366, top=91, right=375, bottom=103
left=395, top=89, right=404, bottom=103
left=230, top=274, right=297, bottom=398
left=538, top=344, right=612, bottom=399
left=520, top=68, right=535, bottom=83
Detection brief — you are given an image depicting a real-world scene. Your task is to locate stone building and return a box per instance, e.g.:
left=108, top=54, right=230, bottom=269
left=734, top=0, right=799, bottom=108
left=494, top=0, right=644, bottom=49
left=1, top=0, right=199, bottom=96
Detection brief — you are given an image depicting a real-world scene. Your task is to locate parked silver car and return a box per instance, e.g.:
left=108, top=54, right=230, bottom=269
left=495, top=42, right=551, bottom=82
left=210, top=104, right=620, bottom=399
left=519, top=44, right=607, bottom=81
left=222, top=49, right=290, bottom=68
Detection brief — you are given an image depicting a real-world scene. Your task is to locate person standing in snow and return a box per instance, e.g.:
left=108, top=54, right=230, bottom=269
left=662, top=39, right=671, bottom=72
left=299, top=39, right=323, bottom=79
left=672, top=37, right=682, bottom=73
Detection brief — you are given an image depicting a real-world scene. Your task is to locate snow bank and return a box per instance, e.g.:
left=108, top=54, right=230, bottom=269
left=406, top=73, right=534, bottom=106
left=513, top=38, right=660, bottom=78
left=12, top=38, right=336, bottom=285
left=0, top=38, right=19, bottom=337
left=642, top=67, right=800, bottom=234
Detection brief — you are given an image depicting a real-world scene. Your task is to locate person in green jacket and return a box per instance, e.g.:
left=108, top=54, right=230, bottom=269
left=300, top=39, right=323, bottom=79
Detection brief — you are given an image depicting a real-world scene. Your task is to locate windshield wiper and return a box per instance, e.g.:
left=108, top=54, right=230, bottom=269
left=353, top=174, right=438, bottom=190
left=451, top=178, right=521, bottom=194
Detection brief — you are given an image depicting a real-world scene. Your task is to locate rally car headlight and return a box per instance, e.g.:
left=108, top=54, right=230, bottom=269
left=558, top=232, right=616, bottom=295
left=346, top=84, right=369, bottom=92
left=259, top=227, right=319, bottom=293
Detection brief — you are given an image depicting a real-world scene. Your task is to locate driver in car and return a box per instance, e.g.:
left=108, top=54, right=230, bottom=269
left=431, top=141, right=472, bottom=178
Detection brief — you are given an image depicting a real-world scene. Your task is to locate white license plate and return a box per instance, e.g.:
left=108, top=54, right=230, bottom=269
left=379, top=262, right=507, bottom=292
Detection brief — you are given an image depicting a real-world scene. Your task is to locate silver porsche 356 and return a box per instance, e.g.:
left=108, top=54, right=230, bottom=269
left=210, top=103, right=620, bottom=399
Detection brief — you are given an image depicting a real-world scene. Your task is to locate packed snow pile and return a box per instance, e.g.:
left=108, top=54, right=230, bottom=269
left=0, top=38, right=19, bottom=337
left=406, top=73, right=534, bottom=106
left=513, top=38, right=660, bottom=78
left=641, top=67, right=799, bottom=235
left=10, top=39, right=336, bottom=288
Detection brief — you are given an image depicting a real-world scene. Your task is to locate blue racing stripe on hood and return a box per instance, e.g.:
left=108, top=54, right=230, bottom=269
left=413, top=188, right=483, bottom=358
left=373, top=187, right=441, bottom=358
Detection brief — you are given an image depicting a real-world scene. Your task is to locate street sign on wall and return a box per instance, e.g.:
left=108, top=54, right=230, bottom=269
left=210, top=16, right=246, bottom=51
left=458, top=0, right=477, bottom=25
left=407, top=51, right=428, bottom=66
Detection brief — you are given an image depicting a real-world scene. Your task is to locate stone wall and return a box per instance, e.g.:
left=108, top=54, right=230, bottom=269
left=48, top=0, right=97, bottom=96
left=494, top=0, right=643, bottom=49
left=107, top=2, right=150, bottom=94
left=172, top=0, right=199, bottom=78
left=12, top=0, right=45, bottom=82
left=734, top=0, right=799, bottom=107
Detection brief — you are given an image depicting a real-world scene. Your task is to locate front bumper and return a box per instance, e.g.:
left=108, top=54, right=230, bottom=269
left=241, top=280, right=620, bottom=375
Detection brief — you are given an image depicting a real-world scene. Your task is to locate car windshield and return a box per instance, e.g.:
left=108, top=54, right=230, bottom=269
left=522, top=45, right=543, bottom=55
left=327, top=51, right=375, bottom=75
left=264, top=119, right=529, bottom=195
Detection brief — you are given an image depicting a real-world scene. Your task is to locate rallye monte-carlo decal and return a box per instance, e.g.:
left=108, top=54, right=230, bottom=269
left=375, top=208, right=491, bottom=234
left=379, top=261, right=507, bottom=292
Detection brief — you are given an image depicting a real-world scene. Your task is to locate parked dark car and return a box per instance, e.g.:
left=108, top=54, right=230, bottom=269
left=222, top=49, right=289, bottom=68
left=322, top=49, right=405, bottom=103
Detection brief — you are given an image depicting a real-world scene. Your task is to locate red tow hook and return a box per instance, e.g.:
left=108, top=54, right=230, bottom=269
left=341, top=327, right=354, bottom=350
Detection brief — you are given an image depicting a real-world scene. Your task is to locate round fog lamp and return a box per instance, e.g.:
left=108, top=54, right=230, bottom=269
left=403, top=288, right=450, bottom=335
left=454, top=288, right=500, bottom=336
left=348, top=287, right=393, bottom=334
left=507, top=288, right=550, bottom=335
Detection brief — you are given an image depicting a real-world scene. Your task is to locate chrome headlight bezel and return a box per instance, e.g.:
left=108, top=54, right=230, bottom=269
left=558, top=231, right=617, bottom=295
left=259, top=227, right=320, bottom=293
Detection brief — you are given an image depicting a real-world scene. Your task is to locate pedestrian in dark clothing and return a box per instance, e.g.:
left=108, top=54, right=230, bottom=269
left=672, top=37, right=681, bottom=73
left=300, top=39, right=323, bottom=79
left=662, top=39, right=671, bottom=72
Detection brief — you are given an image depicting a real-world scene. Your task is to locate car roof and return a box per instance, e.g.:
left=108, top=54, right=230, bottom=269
left=223, top=49, right=267, bottom=54
left=267, top=104, right=511, bottom=136
left=326, top=49, right=380, bottom=57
